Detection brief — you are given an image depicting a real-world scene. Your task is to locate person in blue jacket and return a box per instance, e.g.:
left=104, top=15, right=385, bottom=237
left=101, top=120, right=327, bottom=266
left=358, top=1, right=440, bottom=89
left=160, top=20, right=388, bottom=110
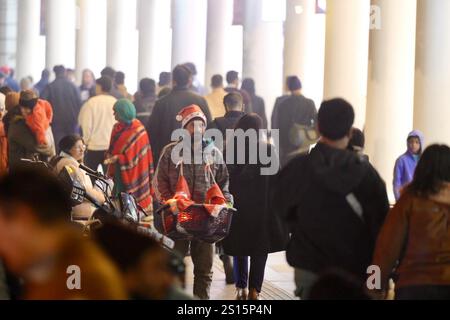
left=393, top=130, right=424, bottom=201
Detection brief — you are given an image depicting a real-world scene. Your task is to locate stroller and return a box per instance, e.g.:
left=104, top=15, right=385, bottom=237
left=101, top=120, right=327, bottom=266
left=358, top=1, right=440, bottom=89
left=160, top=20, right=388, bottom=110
left=155, top=163, right=236, bottom=244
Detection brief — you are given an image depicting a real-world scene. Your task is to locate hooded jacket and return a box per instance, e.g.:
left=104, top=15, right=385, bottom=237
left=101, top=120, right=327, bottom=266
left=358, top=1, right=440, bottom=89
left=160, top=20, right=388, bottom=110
left=274, top=143, right=390, bottom=279
left=393, top=130, right=425, bottom=200
left=373, top=183, right=450, bottom=290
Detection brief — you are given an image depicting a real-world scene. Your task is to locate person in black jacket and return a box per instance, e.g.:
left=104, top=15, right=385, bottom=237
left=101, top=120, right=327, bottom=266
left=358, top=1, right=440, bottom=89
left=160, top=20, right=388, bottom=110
left=223, top=114, right=287, bottom=300
left=146, top=65, right=212, bottom=164
left=273, top=98, right=389, bottom=300
left=271, top=76, right=317, bottom=168
left=224, top=71, right=252, bottom=114
left=134, top=78, right=156, bottom=125
left=207, top=92, right=245, bottom=286
left=40, top=65, right=82, bottom=149
left=241, top=78, right=268, bottom=129
left=208, top=92, right=245, bottom=151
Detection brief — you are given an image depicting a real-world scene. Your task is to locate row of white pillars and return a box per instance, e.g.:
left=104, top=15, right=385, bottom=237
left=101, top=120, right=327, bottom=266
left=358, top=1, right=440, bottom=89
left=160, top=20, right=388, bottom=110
left=5, top=0, right=450, bottom=200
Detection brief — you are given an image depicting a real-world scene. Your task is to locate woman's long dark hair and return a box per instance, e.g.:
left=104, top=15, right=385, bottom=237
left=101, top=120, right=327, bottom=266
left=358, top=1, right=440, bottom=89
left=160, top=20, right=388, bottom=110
left=407, top=144, right=450, bottom=197
left=241, top=78, right=256, bottom=97
left=225, top=113, right=263, bottom=173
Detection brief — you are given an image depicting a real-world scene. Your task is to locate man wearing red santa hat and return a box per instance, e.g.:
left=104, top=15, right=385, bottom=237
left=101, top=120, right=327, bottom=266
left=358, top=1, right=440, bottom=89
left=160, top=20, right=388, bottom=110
left=153, top=104, right=233, bottom=300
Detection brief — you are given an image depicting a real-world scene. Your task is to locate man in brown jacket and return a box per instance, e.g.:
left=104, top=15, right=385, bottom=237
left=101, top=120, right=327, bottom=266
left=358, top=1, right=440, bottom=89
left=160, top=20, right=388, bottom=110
left=154, top=105, right=233, bottom=300
left=0, top=166, right=127, bottom=300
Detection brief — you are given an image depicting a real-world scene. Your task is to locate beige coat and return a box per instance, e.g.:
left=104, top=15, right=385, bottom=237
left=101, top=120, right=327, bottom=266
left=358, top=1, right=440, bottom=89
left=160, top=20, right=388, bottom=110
left=78, top=94, right=117, bottom=151
left=205, top=88, right=227, bottom=120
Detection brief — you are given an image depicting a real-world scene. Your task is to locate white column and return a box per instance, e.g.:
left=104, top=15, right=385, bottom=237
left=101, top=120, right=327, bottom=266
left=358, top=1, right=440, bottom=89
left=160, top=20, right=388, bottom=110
left=414, top=0, right=450, bottom=145
left=45, top=0, right=77, bottom=70
left=205, top=0, right=234, bottom=87
left=0, top=0, right=18, bottom=68
left=76, top=0, right=107, bottom=81
left=107, top=0, right=137, bottom=72
left=16, top=0, right=41, bottom=81
left=137, top=0, right=171, bottom=80
left=243, top=0, right=285, bottom=123
left=284, top=0, right=326, bottom=107
left=171, top=0, right=208, bottom=84
left=323, top=0, right=370, bottom=129
left=365, top=0, right=417, bottom=201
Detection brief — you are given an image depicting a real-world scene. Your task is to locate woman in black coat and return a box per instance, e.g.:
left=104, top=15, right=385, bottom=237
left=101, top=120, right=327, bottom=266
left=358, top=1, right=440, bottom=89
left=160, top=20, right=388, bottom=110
left=223, top=114, right=288, bottom=300
left=241, top=79, right=268, bottom=129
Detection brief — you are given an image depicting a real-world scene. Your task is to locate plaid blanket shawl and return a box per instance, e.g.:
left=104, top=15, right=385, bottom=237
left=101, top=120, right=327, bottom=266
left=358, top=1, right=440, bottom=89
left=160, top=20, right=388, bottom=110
left=108, top=119, right=154, bottom=213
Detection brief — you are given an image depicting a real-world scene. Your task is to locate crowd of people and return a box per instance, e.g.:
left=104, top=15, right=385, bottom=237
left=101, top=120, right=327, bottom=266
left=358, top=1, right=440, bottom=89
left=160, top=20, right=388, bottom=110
left=0, top=61, right=448, bottom=301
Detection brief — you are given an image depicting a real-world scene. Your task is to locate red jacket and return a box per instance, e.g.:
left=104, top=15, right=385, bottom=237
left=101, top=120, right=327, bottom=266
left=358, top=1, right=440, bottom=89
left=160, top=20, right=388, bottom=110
left=25, top=99, right=53, bottom=145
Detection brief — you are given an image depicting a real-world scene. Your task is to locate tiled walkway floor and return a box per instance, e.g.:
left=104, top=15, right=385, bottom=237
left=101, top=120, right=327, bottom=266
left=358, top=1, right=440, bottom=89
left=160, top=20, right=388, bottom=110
left=184, top=252, right=297, bottom=300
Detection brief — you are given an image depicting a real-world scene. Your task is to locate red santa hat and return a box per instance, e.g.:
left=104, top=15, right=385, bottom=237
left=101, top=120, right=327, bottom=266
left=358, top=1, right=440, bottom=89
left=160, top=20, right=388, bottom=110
left=176, top=105, right=207, bottom=128
left=0, top=66, right=11, bottom=75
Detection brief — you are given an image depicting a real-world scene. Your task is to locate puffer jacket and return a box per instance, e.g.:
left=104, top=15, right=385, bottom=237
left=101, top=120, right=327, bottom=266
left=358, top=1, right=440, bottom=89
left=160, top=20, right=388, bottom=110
left=153, top=140, right=233, bottom=205
left=373, top=183, right=450, bottom=290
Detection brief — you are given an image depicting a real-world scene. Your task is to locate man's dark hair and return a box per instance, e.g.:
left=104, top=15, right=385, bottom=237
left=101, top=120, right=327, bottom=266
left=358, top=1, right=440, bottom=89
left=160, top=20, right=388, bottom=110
left=287, top=76, right=302, bottom=91
left=241, top=78, right=256, bottom=96
left=53, top=65, right=66, bottom=77
left=349, top=128, right=365, bottom=149
left=115, top=71, right=125, bottom=85
left=0, top=167, right=72, bottom=223
left=158, top=72, right=171, bottom=87
left=183, top=62, right=197, bottom=76
left=96, top=76, right=113, bottom=93
left=211, top=75, right=223, bottom=88
left=139, top=78, right=156, bottom=97
left=407, top=144, right=450, bottom=198
left=172, top=65, right=192, bottom=88
left=223, top=92, right=243, bottom=111
left=318, top=98, right=355, bottom=140
left=41, top=69, right=50, bottom=79
left=0, top=86, right=12, bottom=96
left=226, top=71, right=239, bottom=85
left=101, top=66, right=116, bottom=79
left=59, top=135, right=84, bottom=155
